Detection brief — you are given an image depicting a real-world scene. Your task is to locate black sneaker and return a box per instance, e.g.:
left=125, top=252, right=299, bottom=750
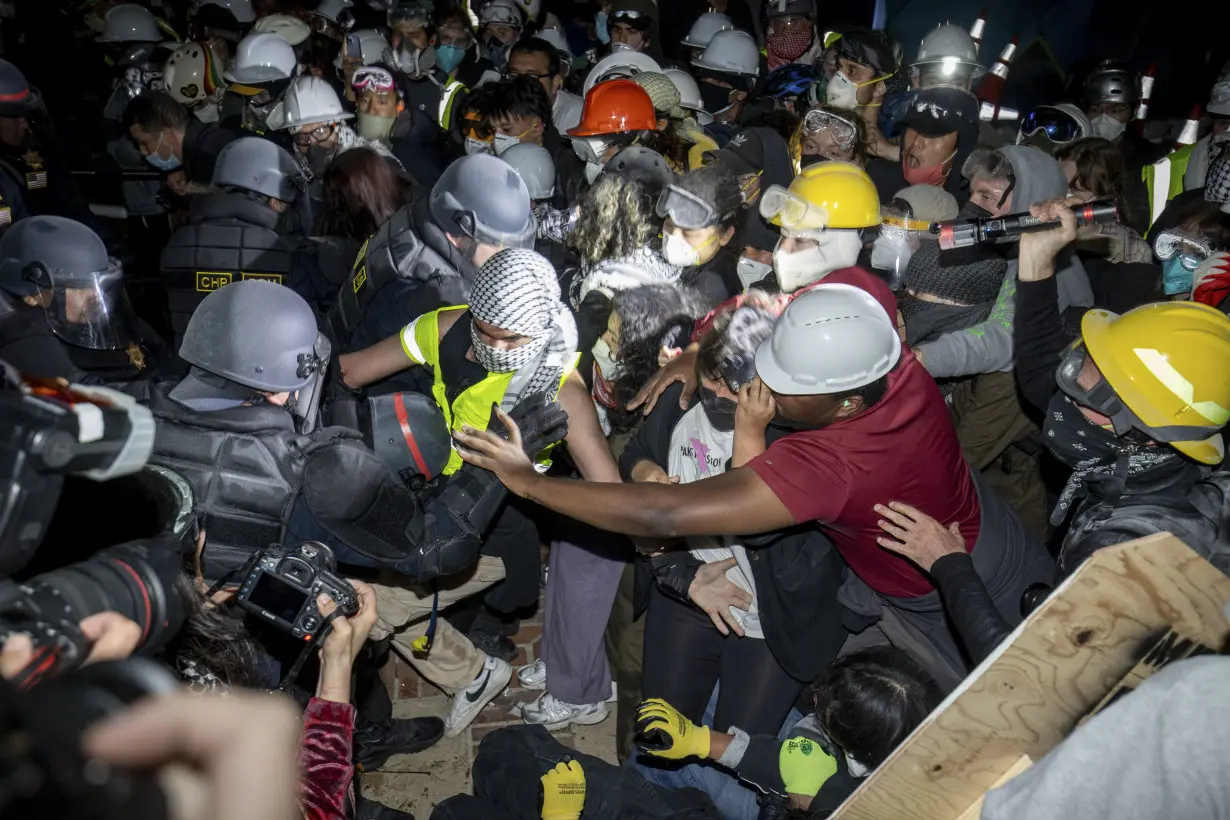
left=355, top=794, right=415, bottom=819
left=467, top=629, right=518, bottom=662
left=354, top=716, right=445, bottom=772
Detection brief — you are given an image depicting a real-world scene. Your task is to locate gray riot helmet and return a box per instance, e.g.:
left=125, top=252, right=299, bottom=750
left=171, top=280, right=329, bottom=414
left=0, top=216, right=134, bottom=350
left=367, top=391, right=452, bottom=483
left=428, top=153, right=536, bottom=250
left=212, top=136, right=302, bottom=202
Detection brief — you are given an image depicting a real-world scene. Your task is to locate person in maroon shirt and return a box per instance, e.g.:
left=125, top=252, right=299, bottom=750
left=455, top=284, right=1055, bottom=690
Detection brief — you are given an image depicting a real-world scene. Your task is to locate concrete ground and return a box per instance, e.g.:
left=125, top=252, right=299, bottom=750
left=363, top=606, right=619, bottom=818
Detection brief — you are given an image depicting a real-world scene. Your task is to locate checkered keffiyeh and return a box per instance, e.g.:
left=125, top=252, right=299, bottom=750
left=469, top=248, right=578, bottom=399
left=1205, top=145, right=1230, bottom=205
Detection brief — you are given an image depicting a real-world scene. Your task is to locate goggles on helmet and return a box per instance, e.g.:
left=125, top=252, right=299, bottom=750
left=1153, top=229, right=1218, bottom=272
left=802, top=109, right=857, bottom=150
left=656, top=184, right=719, bottom=230
left=352, top=66, right=397, bottom=93
left=758, top=184, right=828, bottom=232
left=479, top=2, right=521, bottom=27
left=610, top=9, right=650, bottom=26
left=1019, top=106, right=1083, bottom=144
left=388, top=3, right=428, bottom=28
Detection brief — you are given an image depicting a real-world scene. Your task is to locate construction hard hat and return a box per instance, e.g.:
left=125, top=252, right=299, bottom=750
left=213, top=137, right=302, bottom=201
left=681, top=12, right=733, bottom=49
left=226, top=32, right=297, bottom=86
left=1084, top=59, right=1140, bottom=107
left=534, top=27, right=573, bottom=64
left=567, top=79, right=657, bottom=138
left=277, top=75, right=352, bottom=130
left=663, top=68, right=713, bottom=125
left=334, top=28, right=389, bottom=68
left=163, top=41, right=224, bottom=104
left=500, top=142, right=556, bottom=200
left=759, top=161, right=880, bottom=233
left=429, top=154, right=536, bottom=249
left=97, top=4, right=163, bottom=43
left=311, top=0, right=355, bottom=23
left=910, top=23, right=985, bottom=79
left=479, top=0, right=523, bottom=27
left=756, top=283, right=901, bottom=395
left=193, top=0, right=255, bottom=24
left=1070, top=302, right=1230, bottom=465
left=692, top=29, right=760, bottom=78
left=253, top=13, right=312, bottom=46
left=582, top=50, right=660, bottom=96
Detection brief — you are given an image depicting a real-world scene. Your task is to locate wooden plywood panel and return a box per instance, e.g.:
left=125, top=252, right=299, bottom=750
left=829, top=533, right=1230, bottom=820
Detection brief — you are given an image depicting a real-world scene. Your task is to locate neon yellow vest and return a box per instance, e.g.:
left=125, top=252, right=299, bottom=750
left=438, top=78, right=468, bottom=131
left=1142, top=143, right=1195, bottom=234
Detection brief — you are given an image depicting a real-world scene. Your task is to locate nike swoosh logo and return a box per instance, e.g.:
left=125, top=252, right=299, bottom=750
left=465, top=669, right=492, bottom=703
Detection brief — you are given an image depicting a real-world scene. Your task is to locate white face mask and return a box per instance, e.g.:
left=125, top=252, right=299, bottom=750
left=584, top=160, right=604, bottom=183
left=493, top=132, right=521, bottom=156
left=662, top=230, right=702, bottom=267
left=193, top=101, right=221, bottom=123
left=1089, top=114, right=1126, bottom=141
left=591, top=336, right=621, bottom=379
left=465, top=137, right=493, bottom=156
left=826, top=70, right=859, bottom=108
left=736, top=256, right=773, bottom=290
left=773, top=231, right=862, bottom=292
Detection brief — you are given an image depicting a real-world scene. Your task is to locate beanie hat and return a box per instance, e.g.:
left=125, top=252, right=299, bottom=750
left=904, top=241, right=1007, bottom=306
left=892, top=184, right=959, bottom=223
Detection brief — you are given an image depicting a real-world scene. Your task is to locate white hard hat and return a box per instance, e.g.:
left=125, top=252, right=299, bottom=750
left=512, top=0, right=541, bottom=19
left=163, top=41, right=223, bottom=104
left=681, top=12, right=734, bottom=49
left=253, top=13, right=312, bottom=46
left=500, top=142, right=555, bottom=200
left=97, top=4, right=163, bottom=43
left=193, top=0, right=255, bottom=24
left=755, top=283, right=901, bottom=395
left=334, top=28, right=389, bottom=68
left=1209, top=81, right=1230, bottom=117
left=311, top=0, right=354, bottom=22
left=691, top=29, right=759, bottom=78
left=479, top=0, right=523, bottom=27
left=534, top=27, right=573, bottom=60
left=226, top=33, right=297, bottom=85
left=663, top=68, right=713, bottom=125
left=278, top=75, right=352, bottom=130
left=583, top=50, right=661, bottom=96
left=911, top=23, right=985, bottom=79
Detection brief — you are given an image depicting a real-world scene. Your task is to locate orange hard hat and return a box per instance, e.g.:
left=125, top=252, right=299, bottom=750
left=567, top=78, right=658, bottom=138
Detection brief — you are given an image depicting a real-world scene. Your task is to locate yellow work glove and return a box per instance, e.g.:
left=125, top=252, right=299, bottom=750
left=540, top=759, right=586, bottom=820
left=634, top=698, right=711, bottom=760
left=778, top=735, right=838, bottom=797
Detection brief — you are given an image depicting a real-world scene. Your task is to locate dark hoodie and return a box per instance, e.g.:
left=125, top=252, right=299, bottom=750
left=866, top=118, right=978, bottom=209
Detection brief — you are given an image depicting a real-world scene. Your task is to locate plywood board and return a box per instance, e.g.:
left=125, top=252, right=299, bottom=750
left=829, top=533, right=1230, bottom=820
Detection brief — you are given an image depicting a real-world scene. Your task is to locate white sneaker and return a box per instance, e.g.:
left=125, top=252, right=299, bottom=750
left=517, top=692, right=610, bottom=732
left=515, top=660, right=619, bottom=703
left=443, top=655, right=512, bottom=738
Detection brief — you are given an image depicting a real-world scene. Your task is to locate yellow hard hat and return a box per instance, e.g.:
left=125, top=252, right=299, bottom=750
left=758, top=161, right=881, bottom=233
left=1081, top=301, right=1230, bottom=465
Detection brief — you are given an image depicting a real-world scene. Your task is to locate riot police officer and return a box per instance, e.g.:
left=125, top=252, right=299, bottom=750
left=160, top=136, right=334, bottom=355
left=0, top=215, right=160, bottom=388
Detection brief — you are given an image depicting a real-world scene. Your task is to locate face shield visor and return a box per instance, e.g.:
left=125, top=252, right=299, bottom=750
left=758, top=183, right=829, bottom=239
left=801, top=108, right=857, bottom=152
left=870, top=205, right=930, bottom=289
left=23, top=258, right=135, bottom=350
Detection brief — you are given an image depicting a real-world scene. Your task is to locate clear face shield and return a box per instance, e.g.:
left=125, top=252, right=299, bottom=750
left=23, top=258, right=135, bottom=350
left=870, top=205, right=931, bottom=290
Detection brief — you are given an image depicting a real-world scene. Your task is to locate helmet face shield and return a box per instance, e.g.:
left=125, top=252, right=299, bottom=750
left=25, top=259, right=134, bottom=350
left=759, top=184, right=829, bottom=233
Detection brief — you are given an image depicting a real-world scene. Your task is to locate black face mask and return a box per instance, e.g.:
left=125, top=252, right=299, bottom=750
left=698, top=385, right=737, bottom=432
left=800, top=153, right=826, bottom=169
left=698, top=82, right=734, bottom=115
left=958, top=200, right=992, bottom=220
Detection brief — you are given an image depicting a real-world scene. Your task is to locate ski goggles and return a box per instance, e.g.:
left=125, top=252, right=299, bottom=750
left=656, top=184, right=719, bottom=229
left=759, top=184, right=828, bottom=232
left=802, top=109, right=857, bottom=150
left=1153, top=229, right=1218, bottom=271
left=1019, top=106, right=1084, bottom=144
left=352, top=66, right=397, bottom=93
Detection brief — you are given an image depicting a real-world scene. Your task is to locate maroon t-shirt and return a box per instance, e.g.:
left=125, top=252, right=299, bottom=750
left=748, top=353, right=980, bottom=598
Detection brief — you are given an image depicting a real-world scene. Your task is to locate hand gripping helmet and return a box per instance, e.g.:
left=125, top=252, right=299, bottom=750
left=681, top=12, right=734, bottom=49
left=163, top=41, right=224, bottom=105
left=429, top=154, right=536, bottom=249
left=500, top=142, right=556, bottom=200
left=212, top=137, right=302, bottom=201
left=1084, top=60, right=1141, bottom=107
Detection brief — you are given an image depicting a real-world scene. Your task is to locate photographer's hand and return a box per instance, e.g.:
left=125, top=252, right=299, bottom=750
left=0, top=632, right=33, bottom=679
left=81, top=613, right=143, bottom=666
left=316, top=580, right=378, bottom=704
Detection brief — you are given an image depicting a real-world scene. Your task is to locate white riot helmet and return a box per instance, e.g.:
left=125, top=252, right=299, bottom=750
left=312, top=0, right=355, bottom=23
left=755, top=283, right=901, bottom=395
left=253, top=14, right=312, bottom=46
left=500, top=142, right=556, bottom=200
left=909, top=23, right=985, bottom=82
left=582, top=50, right=661, bottom=96
left=692, top=30, right=759, bottom=78
left=192, top=0, right=255, bottom=24
left=97, top=4, right=164, bottom=43
left=277, top=75, right=353, bottom=130
left=163, top=41, right=224, bottom=104
left=681, top=12, right=734, bottom=50
left=334, top=28, right=389, bottom=68
left=663, top=68, right=713, bottom=126
left=226, top=32, right=297, bottom=85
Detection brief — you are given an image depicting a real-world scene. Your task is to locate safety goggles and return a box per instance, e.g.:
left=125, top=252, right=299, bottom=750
left=758, top=184, right=828, bottom=232
left=388, top=4, right=429, bottom=29
left=611, top=9, right=650, bottom=25
left=802, top=109, right=856, bottom=150
left=656, top=185, right=719, bottom=230
left=352, top=66, right=397, bottom=93
left=1154, top=229, right=1218, bottom=271
left=310, top=9, right=354, bottom=35
left=479, top=3, right=521, bottom=26
left=293, top=124, right=337, bottom=146
left=1019, top=106, right=1084, bottom=144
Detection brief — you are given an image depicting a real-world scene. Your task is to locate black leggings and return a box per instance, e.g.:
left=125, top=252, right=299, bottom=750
left=641, top=585, right=804, bottom=737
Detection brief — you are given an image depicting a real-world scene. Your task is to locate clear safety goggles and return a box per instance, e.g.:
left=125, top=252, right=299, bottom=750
left=802, top=109, right=857, bottom=150
left=352, top=66, right=397, bottom=92
left=758, top=184, right=829, bottom=232
left=1019, top=106, right=1083, bottom=144
left=1154, top=229, right=1218, bottom=271
left=388, top=4, right=429, bottom=29
left=610, top=9, right=649, bottom=24
left=293, top=123, right=337, bottom=146
left=656, top=184, right=719, bottom=230
left=479, top=3, right=521, bottom=27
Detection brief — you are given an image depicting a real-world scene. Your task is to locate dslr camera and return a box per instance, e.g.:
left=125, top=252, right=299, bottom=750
left=236, top=542, right=358, bottom=639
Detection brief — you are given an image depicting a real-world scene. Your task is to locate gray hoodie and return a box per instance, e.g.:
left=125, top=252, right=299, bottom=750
left=916, top=145, right=1094, bottom=378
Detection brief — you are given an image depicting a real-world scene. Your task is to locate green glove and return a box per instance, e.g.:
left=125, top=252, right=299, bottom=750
left=779, top=735, right=838, bottom=797
left=634, top=698, right=711, bottom=760
left=540, top=759, right=585, bottom=820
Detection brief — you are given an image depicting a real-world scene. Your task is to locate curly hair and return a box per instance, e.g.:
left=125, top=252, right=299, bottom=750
left=567, top=173, right=662, bottom=269
left=696, top=296, right=777, bottom=391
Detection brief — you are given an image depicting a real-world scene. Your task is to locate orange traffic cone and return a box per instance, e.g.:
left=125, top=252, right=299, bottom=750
left=977, top=35, right=1018, bottom=105
left=969, top=8, right=988, bottom=55
left=1174, top=104, right=1203, bottom=149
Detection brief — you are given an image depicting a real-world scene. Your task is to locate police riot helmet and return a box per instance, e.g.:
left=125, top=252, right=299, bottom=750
left=428, top=153, right=536, bottom=249
left=212, top=137, right=302, bottom=201
left=0, top=59, right=40, bottom=118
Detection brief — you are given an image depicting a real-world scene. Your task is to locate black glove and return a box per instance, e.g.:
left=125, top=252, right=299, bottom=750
left=650, top=552, right=702, bottom=605
left=493, top=391, right=570, bottom=460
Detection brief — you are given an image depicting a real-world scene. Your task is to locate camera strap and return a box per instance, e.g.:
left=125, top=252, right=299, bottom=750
left=410, top=589, right=439, bottom=657
left=278, top=618, right=336, bottom=692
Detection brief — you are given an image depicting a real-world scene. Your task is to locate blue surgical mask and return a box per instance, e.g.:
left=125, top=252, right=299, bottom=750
left=145, top=131, right=181, bottom=171
left=1162, top=256, right=1196, bottom=296
left=436, top=44, right=466, bottom=74
left=595, top=11, right=610, bottom=44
